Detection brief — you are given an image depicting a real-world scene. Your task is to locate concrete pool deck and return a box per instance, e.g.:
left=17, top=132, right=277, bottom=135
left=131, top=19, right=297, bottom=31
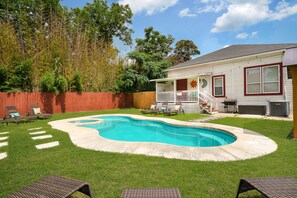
left=49, top=114, right=277, bottom=161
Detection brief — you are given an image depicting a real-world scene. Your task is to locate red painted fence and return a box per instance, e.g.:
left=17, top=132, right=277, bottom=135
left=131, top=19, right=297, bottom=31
left=0, top=92, right=133, bottom=117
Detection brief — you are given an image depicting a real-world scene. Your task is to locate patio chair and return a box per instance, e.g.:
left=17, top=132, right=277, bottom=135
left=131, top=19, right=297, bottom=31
left=236, top=177, right=297, bottom=198
left=6, top=105, right=37, bottom=122
left=121, top=188, right=181, bottom=198
left=7, top=175, right=92, bottom=198
left=140, top=104, right=157, bottom=114
left=29, top=103, right=52, bottom=119
left=163, top=104, right=184, bottom=116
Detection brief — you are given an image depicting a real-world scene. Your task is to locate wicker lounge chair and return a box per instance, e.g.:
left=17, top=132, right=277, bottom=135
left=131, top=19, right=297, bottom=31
left=8, top=175, right=92, bottom=198
left=140, top=104, right=157, bottom=114
left=121, top=188, right=181, bottom=198
left=5, top=105, right=37, bottom=122
left=163, top=104, right=184, bottom=116
left=30, top=104, right=52, bottom=119
left=236, top=177, right=297, bottom=198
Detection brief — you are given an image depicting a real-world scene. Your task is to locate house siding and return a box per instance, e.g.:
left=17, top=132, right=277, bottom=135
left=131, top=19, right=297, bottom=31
left=167, top=52, right=293, bottom=115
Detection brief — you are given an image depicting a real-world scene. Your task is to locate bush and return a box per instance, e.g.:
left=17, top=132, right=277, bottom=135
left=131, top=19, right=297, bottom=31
left=69, top=72, right=83, bottom=92
left=40, top=73, right=56, bottom=92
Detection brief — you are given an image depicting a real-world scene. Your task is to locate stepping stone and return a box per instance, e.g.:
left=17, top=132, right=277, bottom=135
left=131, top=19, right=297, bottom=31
left=35, top=141, right=59, bottom=149
left=31, top=135, right=53, bottom=140
left=0, top=142, right=8, bottom=147
left=0, top=152, right=7, bottom=160
left=28, top=127, right=42, bottom=131
left=0, top=132, right=9, bottom=135
left=0, top=136, right=8, bottom=141
left=29, top=131, right=46, bottom=135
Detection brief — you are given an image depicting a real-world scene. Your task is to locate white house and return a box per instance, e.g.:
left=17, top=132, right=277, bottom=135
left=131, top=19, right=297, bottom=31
left=152, top=44, right=297, bottom=115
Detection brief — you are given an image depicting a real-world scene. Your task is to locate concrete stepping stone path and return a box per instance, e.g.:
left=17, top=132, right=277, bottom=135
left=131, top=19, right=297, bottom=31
left=0, top=132, right=9, bottom=135
left=0, top=136, right=8, bottom=141
left=28, top=127, right=43, bottom=131
left=0, top=152, right=7, bottom=160
left=0, top=142, right=8, bottom=147
left=31, top=135, right=53, bottom=140
left=35, top=141, right=59, bottom=149
left=29, top=131, right=46, bottom=135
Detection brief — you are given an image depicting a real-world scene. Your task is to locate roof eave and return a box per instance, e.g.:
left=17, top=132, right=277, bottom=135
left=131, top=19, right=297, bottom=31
left=165, top=49, right=286, bottom=72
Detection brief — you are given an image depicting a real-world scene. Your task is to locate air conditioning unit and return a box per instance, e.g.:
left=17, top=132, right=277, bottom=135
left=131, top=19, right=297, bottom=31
left=269, top=100, right=290, bottom=117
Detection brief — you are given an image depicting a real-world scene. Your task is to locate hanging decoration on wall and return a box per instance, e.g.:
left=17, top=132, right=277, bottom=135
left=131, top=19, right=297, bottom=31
left=190, top=80, right=197, bottom=88
left=201, top=79, right=207, bottom=88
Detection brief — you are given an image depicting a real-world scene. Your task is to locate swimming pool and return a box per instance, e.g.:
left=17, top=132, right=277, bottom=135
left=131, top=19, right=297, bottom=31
left=83, top=116, right=236, bottom=147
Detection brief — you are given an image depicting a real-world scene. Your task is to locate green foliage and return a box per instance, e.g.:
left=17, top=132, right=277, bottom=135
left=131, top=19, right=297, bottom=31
left=40, top=72, right=68, bottom=95
left=136, top=27, right=174, bottom=57
left=113, top=68, right=149, bottom=92
left=71, top=0, right=133, bottom=45
left=116, top=27, right=174, bottom=92
left=169, top=40, right=200, bottom=65
left=0, top=66, right=9, bottom=91
left=10, top=59, right=34, bottom=91
left=69, top=72, right=83, bottom=92
left=0, top=0, right=132, bottom=92
left=40, top=72, right=56, bottom=92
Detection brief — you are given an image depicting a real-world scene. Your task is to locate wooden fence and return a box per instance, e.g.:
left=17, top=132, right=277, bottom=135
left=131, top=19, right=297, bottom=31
left=0, top=92, right=133, bottom=117
left=133, top=91, right=156, bottom=109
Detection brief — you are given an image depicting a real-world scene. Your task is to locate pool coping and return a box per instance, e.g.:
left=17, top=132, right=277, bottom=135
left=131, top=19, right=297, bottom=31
left=49, top=114, right=278, bottom=161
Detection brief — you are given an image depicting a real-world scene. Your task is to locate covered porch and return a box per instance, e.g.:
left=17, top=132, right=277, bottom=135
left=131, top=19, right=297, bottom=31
left=151, top=73, right=219, bottom=114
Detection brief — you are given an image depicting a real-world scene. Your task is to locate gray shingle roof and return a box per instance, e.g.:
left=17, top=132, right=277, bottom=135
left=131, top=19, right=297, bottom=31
left=167, top=44, right=297, bottom=71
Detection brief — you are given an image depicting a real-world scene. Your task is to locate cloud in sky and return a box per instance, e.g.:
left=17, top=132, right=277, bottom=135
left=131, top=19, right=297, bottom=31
left=235, top=31, right=257, bottom=39
left=179, top=8, right=197, bottom=17
left=210, top=0, right=297, bottom=32
left=118, top=0, right=178, bottom=15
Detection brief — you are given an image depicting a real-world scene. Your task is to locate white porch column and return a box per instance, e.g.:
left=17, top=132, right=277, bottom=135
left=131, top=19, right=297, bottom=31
left=173, top=80, right=177, bottom=103
left=156, top=82, right=158, bottom=102
left=197, top=76, right=200, bottom=102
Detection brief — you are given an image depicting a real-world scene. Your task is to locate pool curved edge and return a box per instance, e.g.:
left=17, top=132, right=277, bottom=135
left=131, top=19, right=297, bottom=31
left=49, top=114, right=278, bottom=161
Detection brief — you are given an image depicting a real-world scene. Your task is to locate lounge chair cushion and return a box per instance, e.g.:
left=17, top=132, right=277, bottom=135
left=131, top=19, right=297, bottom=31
left=174, top=105, right=181, bottom=111
left=10, top=113, right=20, bottom=118
left=33, top=108, right=41, bottom=115
left=150, top=105, right=156, bottom=110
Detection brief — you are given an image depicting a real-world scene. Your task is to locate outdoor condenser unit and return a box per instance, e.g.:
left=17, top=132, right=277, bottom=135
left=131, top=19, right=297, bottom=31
left=269, top=100, right=290, bottom=117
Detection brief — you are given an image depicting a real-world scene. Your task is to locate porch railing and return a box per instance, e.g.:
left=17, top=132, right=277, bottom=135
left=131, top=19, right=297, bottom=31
left=157, top=90, right=219, bottom=112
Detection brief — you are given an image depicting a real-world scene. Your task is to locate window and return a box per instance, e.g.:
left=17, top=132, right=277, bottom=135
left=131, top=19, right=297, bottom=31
left=212, top=75, right=225, bottom=97
left=244, top=63, right=282, bottom=96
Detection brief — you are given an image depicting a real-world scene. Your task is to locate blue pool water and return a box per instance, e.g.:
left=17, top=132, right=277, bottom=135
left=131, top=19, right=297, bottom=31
left=83, top=116, right=236, bottom=147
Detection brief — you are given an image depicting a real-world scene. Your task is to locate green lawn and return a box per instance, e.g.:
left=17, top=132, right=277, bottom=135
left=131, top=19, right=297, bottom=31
left=0, top=109, right=295, bottom=198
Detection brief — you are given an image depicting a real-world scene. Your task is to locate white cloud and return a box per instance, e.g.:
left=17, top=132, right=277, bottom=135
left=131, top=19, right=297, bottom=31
left=236, top=32, right=249, bottom=39
left=235, top=31, right=258, bottom=39
left=207, top=0, right=297, bottom=32
left=179, top=8, right=197, bottom=17
left=197, top=0, right=226, bottom=13
left=118, top=0, right=178, bottom=15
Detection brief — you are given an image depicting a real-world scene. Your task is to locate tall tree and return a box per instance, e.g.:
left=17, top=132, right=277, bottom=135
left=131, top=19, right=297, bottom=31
left=169, top=40, right=200, bottom=65
left=114, top=27, right=174, bottom=92
left=72, top=0, right=133, bottom=45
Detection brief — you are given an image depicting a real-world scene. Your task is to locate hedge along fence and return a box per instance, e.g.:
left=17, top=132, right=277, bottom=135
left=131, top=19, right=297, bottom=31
left=133, top=91, right=156, bottom=109
left=0, top=92, right=133, bottom=118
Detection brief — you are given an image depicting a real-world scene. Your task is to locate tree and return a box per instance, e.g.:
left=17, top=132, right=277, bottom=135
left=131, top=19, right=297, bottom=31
left=71, top=0, right=133, bottom=45
left=169, top=40, right=200, bottom=65
left=114, top=27, right=174, bottom=92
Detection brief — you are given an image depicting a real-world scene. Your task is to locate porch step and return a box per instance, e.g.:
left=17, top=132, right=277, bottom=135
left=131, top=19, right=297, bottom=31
left=28, top=127, right=43, bottom=131
left=0, top=136, right=9, bottom=141
left=0, top=142, right=8, bottom=148
left=0, top=132, right=9, bottom=135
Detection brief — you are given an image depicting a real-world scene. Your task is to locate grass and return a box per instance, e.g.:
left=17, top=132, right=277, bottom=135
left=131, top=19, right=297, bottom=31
left=0, top=109, right=296, bottom=198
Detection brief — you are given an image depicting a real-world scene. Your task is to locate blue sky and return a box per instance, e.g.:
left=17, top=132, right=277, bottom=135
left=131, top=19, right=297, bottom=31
left=61, top=0, right=297, bottom=56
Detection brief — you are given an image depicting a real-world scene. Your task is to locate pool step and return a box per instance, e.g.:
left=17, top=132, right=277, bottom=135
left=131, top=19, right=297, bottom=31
left=0, top=152, right=7, bottom=160
left=29, top=131, right=46, bottom=135
left=35, top=141, right=59, bottom=149
left=31, top=135, right=53, bottom=140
